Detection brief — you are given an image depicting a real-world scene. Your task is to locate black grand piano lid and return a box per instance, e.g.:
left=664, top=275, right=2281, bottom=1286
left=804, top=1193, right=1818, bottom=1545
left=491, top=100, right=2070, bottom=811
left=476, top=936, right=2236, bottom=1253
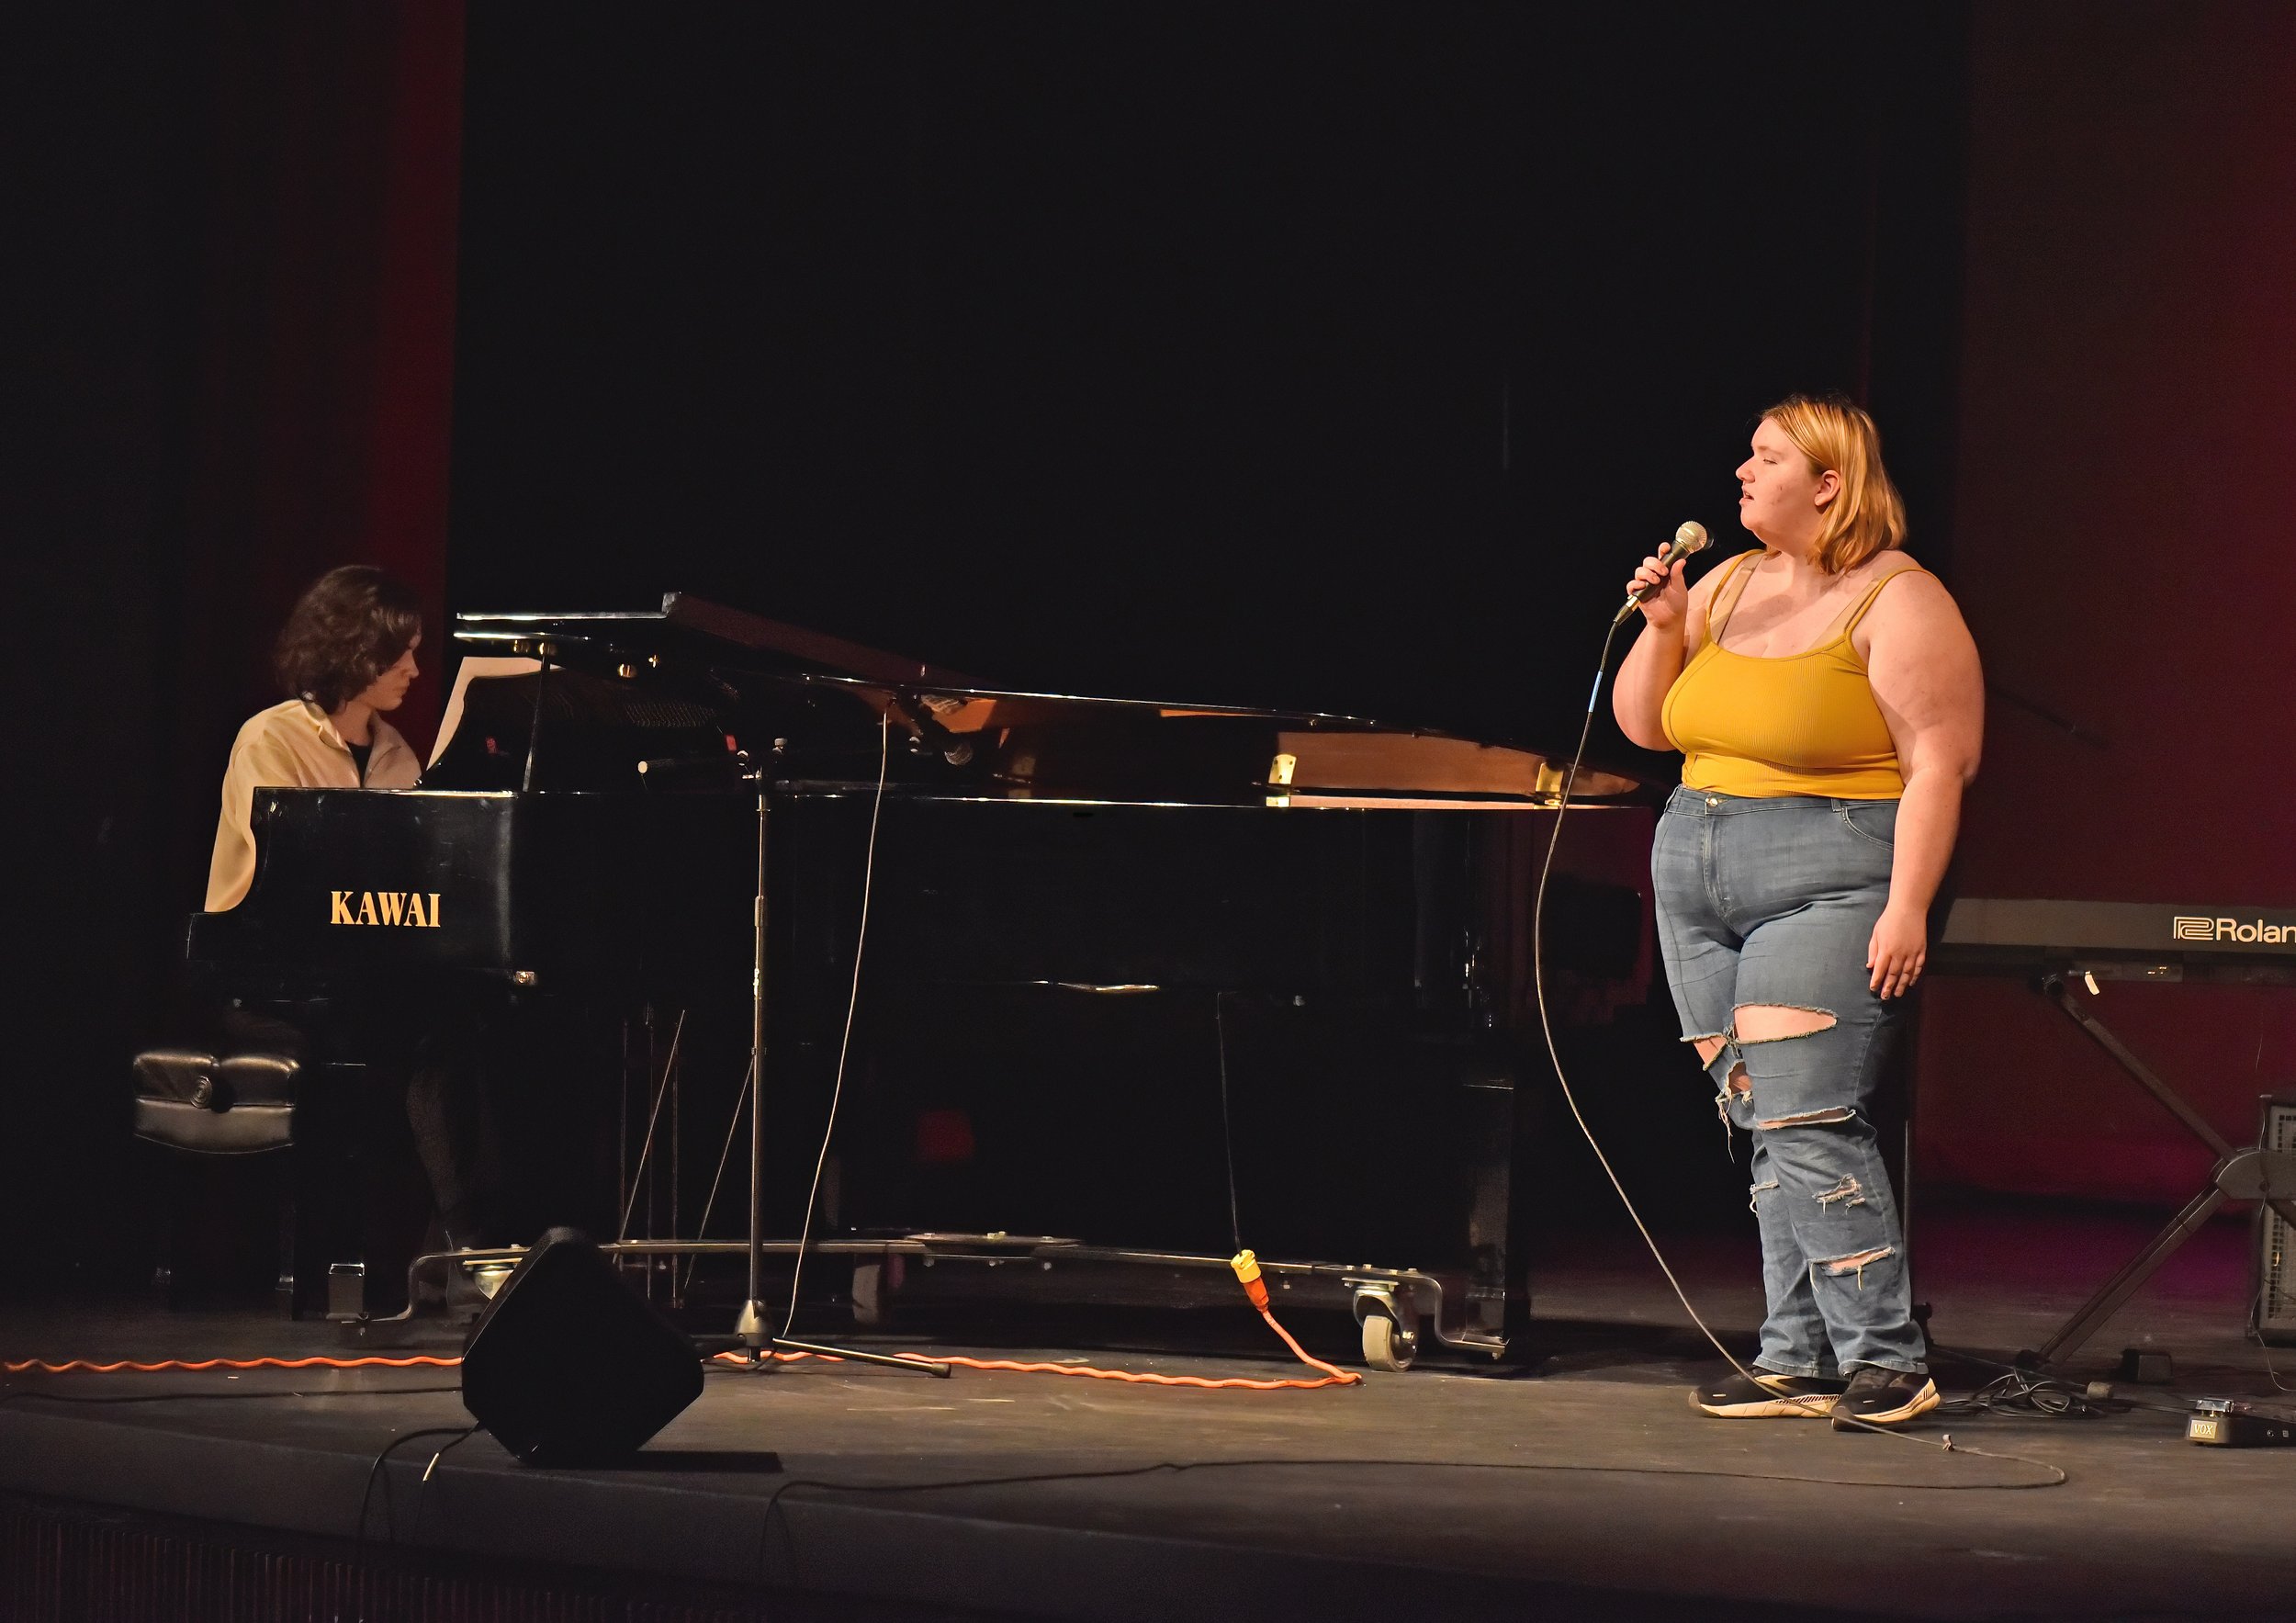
left=445, top=592, right=1651, bottom=806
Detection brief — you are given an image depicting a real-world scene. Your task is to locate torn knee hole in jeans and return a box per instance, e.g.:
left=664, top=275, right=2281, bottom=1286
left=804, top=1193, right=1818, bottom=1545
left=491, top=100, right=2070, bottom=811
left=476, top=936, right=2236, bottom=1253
left=1749, top=1178, right=1779, bottom=1212
left=1815, top=1175, right=1867, bottom=1207
left=1816, top=1245, right=1894, bottom=1288
left=1756, top=1106, right=1855, bottom=1130
left=1732, top=1005, right=1837, bottom=1045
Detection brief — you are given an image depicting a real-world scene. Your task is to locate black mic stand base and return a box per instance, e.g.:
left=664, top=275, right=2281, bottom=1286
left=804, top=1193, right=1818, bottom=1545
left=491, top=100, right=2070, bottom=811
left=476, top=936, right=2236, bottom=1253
left=729, top=1300, right=950, bottom=1375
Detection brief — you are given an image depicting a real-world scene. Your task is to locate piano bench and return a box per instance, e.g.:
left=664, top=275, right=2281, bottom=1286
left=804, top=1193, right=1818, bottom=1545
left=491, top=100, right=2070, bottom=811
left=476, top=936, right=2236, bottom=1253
left=132, top=1049, right=298, bottom=1154
left=130, top=1048, right=303, bottom=1317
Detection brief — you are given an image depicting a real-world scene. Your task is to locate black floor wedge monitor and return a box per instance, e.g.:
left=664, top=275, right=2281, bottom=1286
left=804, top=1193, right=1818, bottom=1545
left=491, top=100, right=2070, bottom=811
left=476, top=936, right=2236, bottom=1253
left=460, top=1228, right=703, bottom=1466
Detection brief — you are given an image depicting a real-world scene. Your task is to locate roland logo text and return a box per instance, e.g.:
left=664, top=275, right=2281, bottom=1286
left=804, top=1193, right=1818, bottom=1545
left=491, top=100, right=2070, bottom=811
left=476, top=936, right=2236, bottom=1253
left=2172, top=915, right=2292, bottom=945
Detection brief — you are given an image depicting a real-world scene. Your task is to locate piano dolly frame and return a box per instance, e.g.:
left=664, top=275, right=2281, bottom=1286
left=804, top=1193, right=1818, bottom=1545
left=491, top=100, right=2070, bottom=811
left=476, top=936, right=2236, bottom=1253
left=2014, top=970, right=2296, bottom=1369
left=343, top=1236, right=1503, bottom=1371
left=831, top=1238, right=1508, bottom=1373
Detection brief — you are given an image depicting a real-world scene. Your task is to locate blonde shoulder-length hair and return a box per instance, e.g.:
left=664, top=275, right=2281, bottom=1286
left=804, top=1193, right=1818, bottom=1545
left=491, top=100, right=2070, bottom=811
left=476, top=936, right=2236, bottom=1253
left=1761, top=394, right=1907, bottom=575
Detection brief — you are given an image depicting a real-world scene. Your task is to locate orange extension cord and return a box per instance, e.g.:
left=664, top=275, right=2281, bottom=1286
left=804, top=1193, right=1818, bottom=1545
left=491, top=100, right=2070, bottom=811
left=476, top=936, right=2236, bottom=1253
left=5, top=1251, right=1361, bottom=1391
left=3, top=1354, right=460, bottom=1375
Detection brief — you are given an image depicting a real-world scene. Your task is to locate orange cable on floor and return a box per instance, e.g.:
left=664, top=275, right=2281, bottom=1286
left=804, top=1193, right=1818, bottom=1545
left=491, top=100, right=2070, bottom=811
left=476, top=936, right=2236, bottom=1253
left=5, top=1355, right=461, bottom=1375
left=9, top=1251, right=1362, bottom=1390
left=715, top=1348, right=1355, bottom=1390
left=711, top=1250, right=1360, bottom=1390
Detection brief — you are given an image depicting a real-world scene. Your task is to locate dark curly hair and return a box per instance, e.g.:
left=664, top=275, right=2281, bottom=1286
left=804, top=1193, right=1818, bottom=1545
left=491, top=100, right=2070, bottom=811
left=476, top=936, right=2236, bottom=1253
left=273, top=566, right=423, bottom=712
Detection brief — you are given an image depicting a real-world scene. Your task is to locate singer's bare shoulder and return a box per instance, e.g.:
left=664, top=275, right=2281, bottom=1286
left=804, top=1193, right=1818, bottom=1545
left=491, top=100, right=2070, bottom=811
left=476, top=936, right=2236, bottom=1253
left=1849, top=556, right=1968, bottom=660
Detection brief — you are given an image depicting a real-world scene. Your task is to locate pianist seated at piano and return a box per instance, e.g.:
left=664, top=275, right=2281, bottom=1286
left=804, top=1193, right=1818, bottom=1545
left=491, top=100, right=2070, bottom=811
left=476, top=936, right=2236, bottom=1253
left=1612, top=395, right=1984, bottom=1430
left=201, top=566, right=514, bottom=1271
left=206, top=565, right=423, bottom=914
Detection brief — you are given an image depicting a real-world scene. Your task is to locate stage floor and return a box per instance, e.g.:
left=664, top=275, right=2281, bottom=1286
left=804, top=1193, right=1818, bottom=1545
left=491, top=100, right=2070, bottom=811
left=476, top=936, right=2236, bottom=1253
left=6, top=1202, right=2294, bottom=1622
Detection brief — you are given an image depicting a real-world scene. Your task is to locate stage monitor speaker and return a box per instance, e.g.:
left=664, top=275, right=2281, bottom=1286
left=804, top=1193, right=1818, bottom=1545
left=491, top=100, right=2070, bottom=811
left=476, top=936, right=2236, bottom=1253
left=461, top=1227, right=704, bottom=1464
left=2260, top=1096, right=2296, bottom=1347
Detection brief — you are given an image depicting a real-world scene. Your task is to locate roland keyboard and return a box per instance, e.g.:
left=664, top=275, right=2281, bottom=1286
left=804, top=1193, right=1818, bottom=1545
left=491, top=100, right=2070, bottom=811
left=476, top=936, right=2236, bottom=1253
left=1934, top=898, right=2296, bottom=983
left=1932, top=895, right=2296, bottom=1367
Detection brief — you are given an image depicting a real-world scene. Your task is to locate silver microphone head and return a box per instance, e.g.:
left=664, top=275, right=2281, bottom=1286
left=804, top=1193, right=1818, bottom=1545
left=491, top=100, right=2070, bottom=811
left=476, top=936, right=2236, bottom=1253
left=1613, top=520, right=1716, bottom=625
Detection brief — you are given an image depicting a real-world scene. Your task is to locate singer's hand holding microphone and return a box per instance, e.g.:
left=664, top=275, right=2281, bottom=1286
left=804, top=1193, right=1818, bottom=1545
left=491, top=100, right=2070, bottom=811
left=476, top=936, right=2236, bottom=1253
left=1615, top=521, right=1710, bottom=630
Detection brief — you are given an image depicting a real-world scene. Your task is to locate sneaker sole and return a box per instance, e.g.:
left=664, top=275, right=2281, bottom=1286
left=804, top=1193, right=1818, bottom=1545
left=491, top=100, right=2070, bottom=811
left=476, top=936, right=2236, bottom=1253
left=1830, top=1379, right=1941, bottom=1429
left=1691, top=1390, right=1841, bottom=1419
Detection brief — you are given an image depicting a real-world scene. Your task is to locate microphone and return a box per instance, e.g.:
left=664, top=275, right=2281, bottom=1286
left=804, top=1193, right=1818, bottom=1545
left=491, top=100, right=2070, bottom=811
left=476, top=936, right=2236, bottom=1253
left=1612, top=521, right=1711, bottom=625
left=636, top=752, right=752, bottom=791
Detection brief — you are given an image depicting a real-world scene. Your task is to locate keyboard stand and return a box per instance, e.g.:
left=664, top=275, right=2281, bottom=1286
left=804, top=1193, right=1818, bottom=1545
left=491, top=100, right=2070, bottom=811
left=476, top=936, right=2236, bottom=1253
left=2020, top=972, right=2296, bottom=1369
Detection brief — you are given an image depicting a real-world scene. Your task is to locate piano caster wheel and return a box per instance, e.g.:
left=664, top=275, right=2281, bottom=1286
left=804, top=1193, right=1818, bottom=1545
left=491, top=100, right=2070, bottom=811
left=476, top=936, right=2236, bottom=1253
left=1360, top=1308, right=1418, bottom=1372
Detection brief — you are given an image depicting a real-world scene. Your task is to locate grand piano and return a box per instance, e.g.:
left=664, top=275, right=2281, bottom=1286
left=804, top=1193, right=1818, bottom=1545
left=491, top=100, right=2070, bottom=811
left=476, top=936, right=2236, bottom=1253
left=190, top=594, right=1655, bottom=1367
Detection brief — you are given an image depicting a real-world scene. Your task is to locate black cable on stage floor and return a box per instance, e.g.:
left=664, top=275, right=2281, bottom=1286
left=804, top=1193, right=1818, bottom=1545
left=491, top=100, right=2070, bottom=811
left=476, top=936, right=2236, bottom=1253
left=351, top=1422, right=479, bottom=1584
left=1928, top=1339, right=2296, bottom=1425
left=1933, top=1369, right=2128, bottom=1420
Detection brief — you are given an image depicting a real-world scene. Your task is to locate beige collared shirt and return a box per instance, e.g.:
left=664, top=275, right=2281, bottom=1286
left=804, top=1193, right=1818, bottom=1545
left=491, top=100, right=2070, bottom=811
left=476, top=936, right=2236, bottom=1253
left=206, top=699, right=421, bottom=911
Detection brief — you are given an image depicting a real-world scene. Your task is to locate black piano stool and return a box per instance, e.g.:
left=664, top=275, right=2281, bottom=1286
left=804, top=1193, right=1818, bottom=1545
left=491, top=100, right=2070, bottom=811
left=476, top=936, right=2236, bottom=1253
left=131, top=1048, right=305, bottom=1317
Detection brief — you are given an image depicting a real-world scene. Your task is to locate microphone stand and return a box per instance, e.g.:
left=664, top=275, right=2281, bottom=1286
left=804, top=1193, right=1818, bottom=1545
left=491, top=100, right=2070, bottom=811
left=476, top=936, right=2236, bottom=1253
left=520, top=644, right=556, bottom=792
left=729, top=741, right=948, bottom=1376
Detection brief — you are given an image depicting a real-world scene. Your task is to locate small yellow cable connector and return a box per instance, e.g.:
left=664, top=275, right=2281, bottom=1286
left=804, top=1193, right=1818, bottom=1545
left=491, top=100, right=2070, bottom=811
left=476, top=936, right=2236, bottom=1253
left=1223, top=1249, right=1356, bottom=1384
left=1229, top=1248, right=1269, bottom=1312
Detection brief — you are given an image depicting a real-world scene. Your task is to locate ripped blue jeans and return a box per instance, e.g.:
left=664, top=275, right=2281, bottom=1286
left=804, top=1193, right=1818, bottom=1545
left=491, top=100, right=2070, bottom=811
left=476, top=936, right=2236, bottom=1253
left=1652, top=786, right=1925, bottom=1377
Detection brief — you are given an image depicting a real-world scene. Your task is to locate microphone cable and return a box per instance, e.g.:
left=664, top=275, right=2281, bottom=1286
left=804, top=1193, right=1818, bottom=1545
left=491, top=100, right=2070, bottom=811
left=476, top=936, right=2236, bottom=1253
left=1528, top=576, right=2065, bottom=1486
left=781, top=708, right=892, bottom=1340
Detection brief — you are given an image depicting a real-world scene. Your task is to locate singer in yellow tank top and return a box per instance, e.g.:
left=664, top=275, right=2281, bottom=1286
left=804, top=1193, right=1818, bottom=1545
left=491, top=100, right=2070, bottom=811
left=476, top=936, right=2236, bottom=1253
left=1606, top=395, right=1983, bottom=1427
left=1660, top=549, right=1922, bottom=800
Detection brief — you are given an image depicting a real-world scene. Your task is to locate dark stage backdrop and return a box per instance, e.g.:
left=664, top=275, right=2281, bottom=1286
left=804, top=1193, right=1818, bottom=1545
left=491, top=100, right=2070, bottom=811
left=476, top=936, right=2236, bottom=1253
left=1916, top=3, right=2296, bottom=1203
left=448, top=4, right=1966, bottom=759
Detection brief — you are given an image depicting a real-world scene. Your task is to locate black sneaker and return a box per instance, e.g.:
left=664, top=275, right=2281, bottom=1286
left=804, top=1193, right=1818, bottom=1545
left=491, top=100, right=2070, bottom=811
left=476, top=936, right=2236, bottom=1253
left=1829, top=1366, right=1941, bottom=1429
left=1691, top=1369, right=1846, bottom=1418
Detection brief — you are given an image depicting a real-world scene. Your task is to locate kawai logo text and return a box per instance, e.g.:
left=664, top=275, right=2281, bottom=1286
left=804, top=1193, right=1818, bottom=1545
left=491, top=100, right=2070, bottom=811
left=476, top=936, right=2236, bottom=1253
left=330, top=891, right=444, bottom=929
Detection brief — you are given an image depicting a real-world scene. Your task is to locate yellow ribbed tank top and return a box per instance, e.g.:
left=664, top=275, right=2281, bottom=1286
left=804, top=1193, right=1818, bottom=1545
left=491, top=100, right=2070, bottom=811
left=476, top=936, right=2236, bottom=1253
left=1660, top=550, right=1919, bottom=800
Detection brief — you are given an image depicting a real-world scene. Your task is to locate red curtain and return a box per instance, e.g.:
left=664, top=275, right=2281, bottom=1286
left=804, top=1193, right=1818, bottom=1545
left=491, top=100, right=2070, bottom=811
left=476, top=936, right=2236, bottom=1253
left=164, top=2, right=464, bottom=896
left=1917, top=2, right=2296, bottom=1202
